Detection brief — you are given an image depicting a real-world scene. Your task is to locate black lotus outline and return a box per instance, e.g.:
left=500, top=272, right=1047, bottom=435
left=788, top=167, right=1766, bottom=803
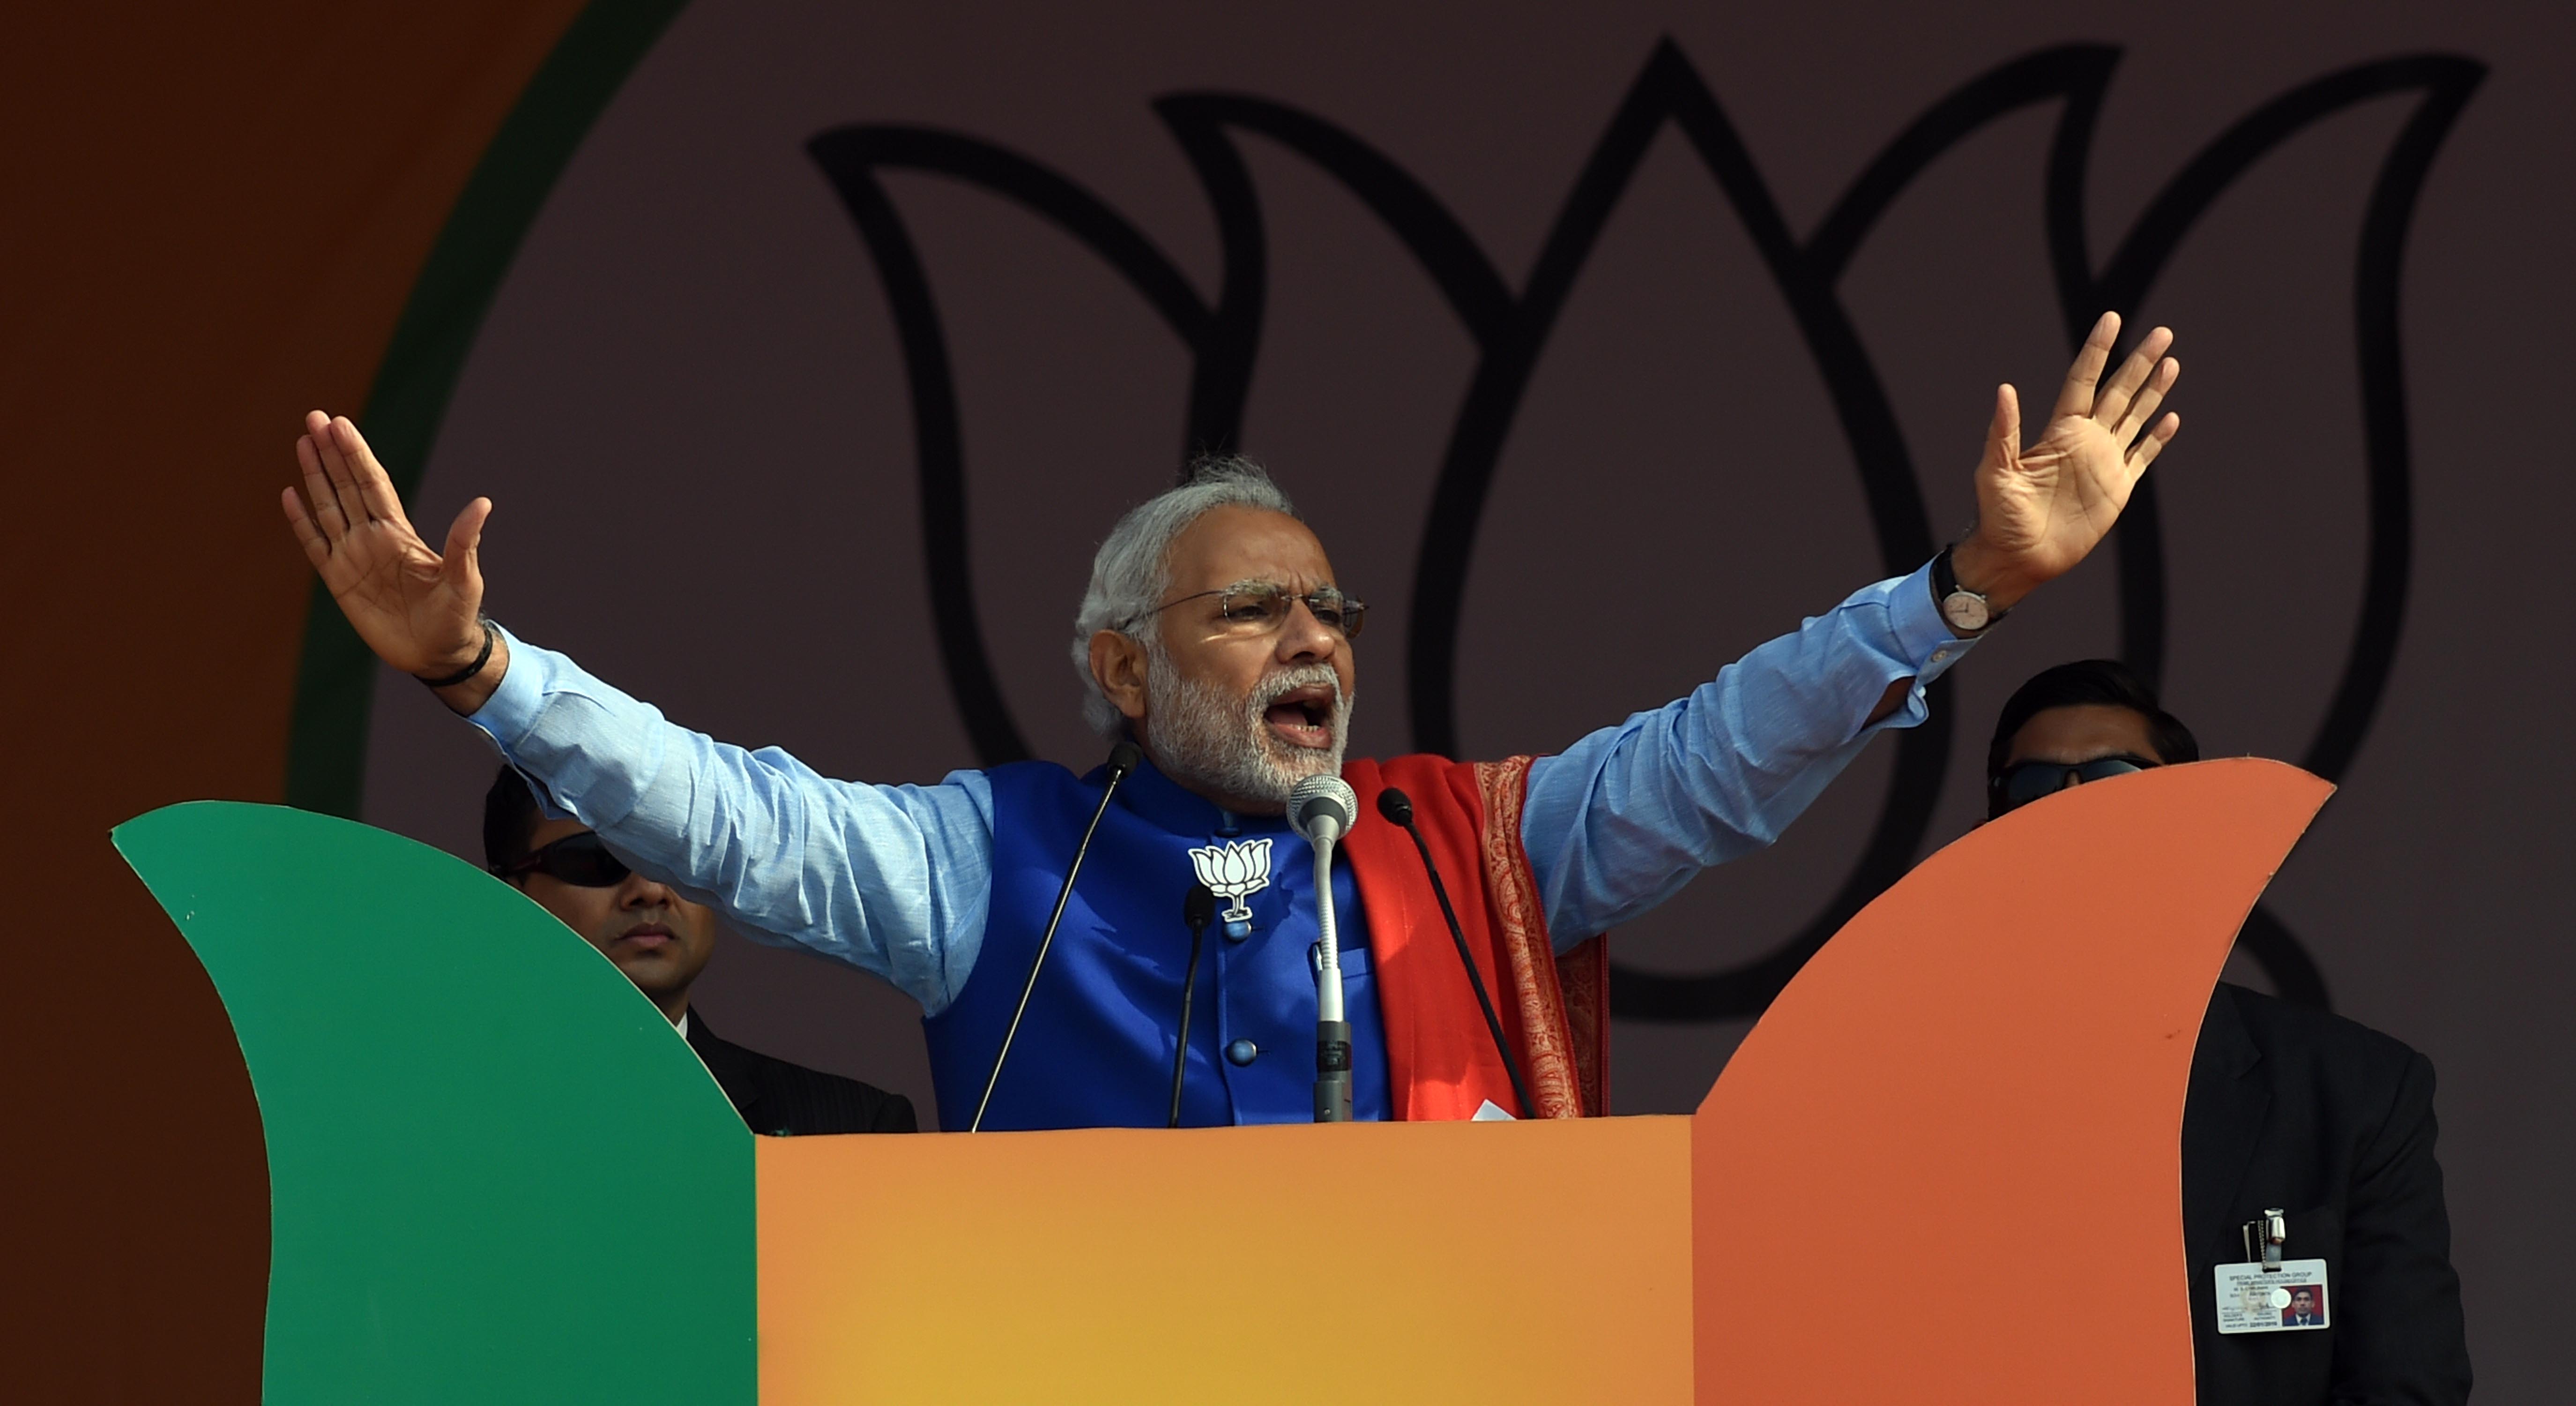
left=806, top=40, right=2482, bottom=1022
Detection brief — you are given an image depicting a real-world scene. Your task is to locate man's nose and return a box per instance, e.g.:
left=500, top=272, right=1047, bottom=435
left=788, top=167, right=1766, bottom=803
left=1275, top=597, right=1339, bottom=662
left=619, top=872, right=675, bottom=907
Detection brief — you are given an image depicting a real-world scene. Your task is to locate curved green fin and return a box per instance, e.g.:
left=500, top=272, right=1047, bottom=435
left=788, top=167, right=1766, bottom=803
left=113, top=802, right=755, bottom=1404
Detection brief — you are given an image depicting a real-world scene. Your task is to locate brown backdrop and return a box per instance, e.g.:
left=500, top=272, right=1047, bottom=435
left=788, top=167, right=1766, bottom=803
left=3, top=5, right=591, bottom=1400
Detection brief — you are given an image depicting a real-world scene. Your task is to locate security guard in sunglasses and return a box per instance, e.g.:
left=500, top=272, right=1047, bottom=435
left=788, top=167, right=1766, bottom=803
left=1985, top=661, right=2467, bottom=1406
left=485, top=767, right=915, bottom=1136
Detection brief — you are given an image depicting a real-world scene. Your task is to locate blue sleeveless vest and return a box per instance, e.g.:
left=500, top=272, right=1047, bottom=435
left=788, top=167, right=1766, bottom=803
left=922, top=758, right=1393, bottom=1130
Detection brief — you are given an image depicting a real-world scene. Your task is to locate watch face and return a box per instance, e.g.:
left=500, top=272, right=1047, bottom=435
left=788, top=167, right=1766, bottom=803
left=1942, top=590, right=1991, bottom=632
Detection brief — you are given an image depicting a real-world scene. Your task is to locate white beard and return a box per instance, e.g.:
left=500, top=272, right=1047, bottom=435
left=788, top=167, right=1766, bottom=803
left=1143, top=650, right=1350, bottom=808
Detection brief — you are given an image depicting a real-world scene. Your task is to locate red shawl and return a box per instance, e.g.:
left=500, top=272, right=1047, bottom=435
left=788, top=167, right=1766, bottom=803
left=1340, top=755, right=1610, bottom=1120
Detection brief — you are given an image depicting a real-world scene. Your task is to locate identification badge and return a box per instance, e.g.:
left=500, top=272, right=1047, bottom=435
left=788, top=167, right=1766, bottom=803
left=2213, top=1260, right=2332, bottom=1333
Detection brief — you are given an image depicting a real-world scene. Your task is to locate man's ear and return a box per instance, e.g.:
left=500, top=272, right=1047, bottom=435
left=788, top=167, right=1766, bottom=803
left=1088, top=629, right=1150, bottom=725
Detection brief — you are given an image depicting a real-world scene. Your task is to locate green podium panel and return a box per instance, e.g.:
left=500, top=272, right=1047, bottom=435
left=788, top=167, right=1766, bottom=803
left=115, top=801, right=753, bottom=1405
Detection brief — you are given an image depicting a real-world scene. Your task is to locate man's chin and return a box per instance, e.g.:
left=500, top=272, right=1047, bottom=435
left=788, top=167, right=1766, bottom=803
left=614, top=954, right=687, bottom=986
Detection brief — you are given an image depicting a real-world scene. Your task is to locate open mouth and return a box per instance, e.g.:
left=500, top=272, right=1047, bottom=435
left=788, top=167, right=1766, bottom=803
left=1262, top=683, right=1337, bottom=750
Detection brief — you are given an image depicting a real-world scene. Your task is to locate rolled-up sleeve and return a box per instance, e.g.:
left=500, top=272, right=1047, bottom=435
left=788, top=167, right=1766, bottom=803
left=468, top=626, right=995, bottom=1015
left=1521, top=562, right=1971, bottom=947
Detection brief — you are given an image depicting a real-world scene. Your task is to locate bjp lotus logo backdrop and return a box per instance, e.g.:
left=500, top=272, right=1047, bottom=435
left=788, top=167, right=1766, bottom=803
left=315, top=13, right=2475, bottom=1114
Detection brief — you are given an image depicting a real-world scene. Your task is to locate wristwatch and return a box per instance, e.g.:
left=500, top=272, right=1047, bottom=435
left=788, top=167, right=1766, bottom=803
left=1930, top=546, right=2005, bottom=635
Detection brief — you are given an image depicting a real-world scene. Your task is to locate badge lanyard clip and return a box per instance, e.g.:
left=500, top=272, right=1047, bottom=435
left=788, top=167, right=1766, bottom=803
left=2239, top=1207, right=2288, bottom=1272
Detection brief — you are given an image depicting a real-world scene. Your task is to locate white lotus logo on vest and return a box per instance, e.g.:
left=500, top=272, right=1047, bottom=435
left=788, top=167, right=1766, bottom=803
left=1187, top=838, right=1273, bottom=927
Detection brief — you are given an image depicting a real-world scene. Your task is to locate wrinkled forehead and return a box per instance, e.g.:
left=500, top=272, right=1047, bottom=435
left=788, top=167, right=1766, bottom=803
left=1164, top=505, right=1336, bottom=594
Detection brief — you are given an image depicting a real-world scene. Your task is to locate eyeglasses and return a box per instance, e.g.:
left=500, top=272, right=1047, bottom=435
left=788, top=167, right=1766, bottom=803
left=1989, top=754, right=2161, bottom=815
left=1129, top=581, right=1367, bottom=640
left=495, top=830, right=632, bottom=888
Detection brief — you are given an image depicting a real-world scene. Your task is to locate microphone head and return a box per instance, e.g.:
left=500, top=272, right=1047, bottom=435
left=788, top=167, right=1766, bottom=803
left=1106, top=740, right=1143, bottom=780
left=1287, top=774, right=1361, bottom=844
left=1376, top=787, right=1415, bottom=827
left=1184, top=883, right=1216, bottom=930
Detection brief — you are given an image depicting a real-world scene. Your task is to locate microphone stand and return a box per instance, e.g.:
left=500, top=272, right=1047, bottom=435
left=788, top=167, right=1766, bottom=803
left=1378, top=787, right=1534, bottom=1119
left=1311, top=825, right=1352, bottom=1123
left=970, top=741, right=1141, bottom=1132
left=1290, top=775, right=1361, bottom=1124
left=1168, top=885, right=1216, bottom=1128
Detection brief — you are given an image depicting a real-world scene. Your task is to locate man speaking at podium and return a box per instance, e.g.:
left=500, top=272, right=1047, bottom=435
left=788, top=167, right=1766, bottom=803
left=283, top=315, right=2178, bottom=1130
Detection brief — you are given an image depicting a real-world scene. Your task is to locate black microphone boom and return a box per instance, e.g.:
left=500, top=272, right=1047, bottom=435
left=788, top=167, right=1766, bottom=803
left=1377, top=786, right=1535, bottom=1119
left=970, top=740, right=1142, bottom=1132
left=1168, top=884, right=1217, bottom=1128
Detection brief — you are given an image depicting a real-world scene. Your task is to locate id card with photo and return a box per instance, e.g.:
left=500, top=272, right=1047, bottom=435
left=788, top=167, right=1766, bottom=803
left=2213, top=1260, right=2332, bottom=1333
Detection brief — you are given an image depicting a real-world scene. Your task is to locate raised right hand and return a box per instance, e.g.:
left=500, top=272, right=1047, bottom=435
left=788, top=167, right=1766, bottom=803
left=281, top=411, right=503, bottom=704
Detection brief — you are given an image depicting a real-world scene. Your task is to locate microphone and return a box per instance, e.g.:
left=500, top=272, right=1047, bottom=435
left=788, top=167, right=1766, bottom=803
left=1378, top=787, right=1534, bottom=1119
left=1287, top=774, right=1358, bottom=844
left=1288, top=774, right=1361, bottom=1122
left=970, top=740, right=1143, bottom=1132
left=1168, top=884, right=1217, bottom=1128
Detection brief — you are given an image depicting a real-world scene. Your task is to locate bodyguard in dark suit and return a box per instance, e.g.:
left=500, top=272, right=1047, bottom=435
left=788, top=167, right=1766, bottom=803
left=2184, top=981, right=2462, bottom=1401
left=486, top=766, right=916, bottom=1137
left=686, top=1010, right=915, bottom=1135
left=1988, top=662, right=2468, bottom=1405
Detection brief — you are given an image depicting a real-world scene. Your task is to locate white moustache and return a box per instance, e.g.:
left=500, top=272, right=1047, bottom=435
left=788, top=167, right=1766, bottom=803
left=1250, top=664, right=1346, bottom=716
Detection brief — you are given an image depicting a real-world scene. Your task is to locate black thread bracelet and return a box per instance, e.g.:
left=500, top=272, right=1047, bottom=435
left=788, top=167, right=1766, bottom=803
left=417, top=620, right=495, bottom=689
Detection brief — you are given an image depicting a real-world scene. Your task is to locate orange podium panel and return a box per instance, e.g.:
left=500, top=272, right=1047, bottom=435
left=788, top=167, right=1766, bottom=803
left=1693, top=757, right=2332, bottom=1401
left=122, top=759, right=2329, bottom=1403
left=760, top=1117, right=1695, bottom=1401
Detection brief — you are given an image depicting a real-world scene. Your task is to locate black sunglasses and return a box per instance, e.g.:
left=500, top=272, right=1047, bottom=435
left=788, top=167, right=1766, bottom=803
left=1989, top=754, right=2162, bottom=815
left=494, top=830, right=632, bottom=888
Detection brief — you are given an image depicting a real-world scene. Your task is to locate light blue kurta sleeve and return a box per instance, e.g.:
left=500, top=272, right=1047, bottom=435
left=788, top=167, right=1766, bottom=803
left=1521, top=562, right=1973, bottom=948
left=465, top=627, right=995, bottom=1016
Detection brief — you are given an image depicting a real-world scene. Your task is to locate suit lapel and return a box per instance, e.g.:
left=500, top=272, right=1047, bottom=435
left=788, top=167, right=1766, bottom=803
left=2181, top=983, right=2269, bottom=1256
left=684, top=1012, right=765, bottom=1122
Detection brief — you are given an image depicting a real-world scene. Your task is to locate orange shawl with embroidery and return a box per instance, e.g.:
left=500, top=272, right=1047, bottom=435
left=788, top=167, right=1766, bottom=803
left=1339, top=755, right=1609, bottom=1119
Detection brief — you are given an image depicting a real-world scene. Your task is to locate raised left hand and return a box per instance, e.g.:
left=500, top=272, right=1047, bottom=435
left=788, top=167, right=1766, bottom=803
left=1951, top=312, right=2180, bottom=610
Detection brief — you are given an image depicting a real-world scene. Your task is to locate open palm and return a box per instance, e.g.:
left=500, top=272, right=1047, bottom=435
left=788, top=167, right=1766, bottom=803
left=1966, top=313, right=2180, bottom=598
left=280, top=411, right=492, bottom=679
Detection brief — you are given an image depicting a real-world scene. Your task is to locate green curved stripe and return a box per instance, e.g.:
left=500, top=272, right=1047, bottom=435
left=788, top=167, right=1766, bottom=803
left=114, top=802, right=753, bottom=1403
left=286, top=0, right=694, bottom=816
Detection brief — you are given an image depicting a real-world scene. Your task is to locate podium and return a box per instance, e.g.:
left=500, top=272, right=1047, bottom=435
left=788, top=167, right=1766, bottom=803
left=115, top=760, right=2330, bottom=1403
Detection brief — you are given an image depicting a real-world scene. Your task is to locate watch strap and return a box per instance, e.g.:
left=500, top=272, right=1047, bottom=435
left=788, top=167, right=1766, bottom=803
left=417, top=619, right=496, bottom=689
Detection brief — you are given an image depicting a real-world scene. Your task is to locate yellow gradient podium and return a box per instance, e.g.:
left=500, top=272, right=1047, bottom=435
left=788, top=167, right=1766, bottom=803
left=116, top=759, right=2330, bottom=1404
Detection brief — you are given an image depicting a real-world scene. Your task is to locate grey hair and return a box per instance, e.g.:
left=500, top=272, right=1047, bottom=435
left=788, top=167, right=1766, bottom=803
left=1072, top=455, right=1299, bottom=737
